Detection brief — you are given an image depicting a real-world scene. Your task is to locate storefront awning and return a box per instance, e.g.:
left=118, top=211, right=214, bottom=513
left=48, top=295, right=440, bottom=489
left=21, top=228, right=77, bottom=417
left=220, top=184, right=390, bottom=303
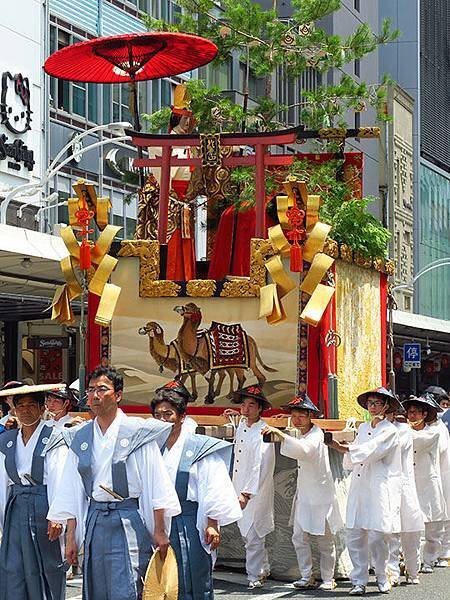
left=393, top=309, right=450, bottom=350
left=0, top=224, right=70, bottom=320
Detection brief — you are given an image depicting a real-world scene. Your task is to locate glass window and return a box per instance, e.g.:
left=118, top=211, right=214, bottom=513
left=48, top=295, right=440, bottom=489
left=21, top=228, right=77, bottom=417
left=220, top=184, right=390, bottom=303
left=88, top=83, right=98, bottom=122
left=161, top=79, right=171, bottom=108
left=103, top=85, right=111, bottom=124
left=73, top=83, right=86, bottom=117
left=354, top=59, right=360, bottom=78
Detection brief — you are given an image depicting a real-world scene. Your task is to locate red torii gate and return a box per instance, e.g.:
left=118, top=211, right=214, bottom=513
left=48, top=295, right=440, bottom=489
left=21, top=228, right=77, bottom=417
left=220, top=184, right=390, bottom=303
left=129, top=126, right=303, bottom=242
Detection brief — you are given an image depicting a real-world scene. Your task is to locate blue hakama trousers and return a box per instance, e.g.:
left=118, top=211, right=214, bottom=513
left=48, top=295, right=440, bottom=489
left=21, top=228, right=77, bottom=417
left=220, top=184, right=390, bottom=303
left=0, top=484, right=65, bottom=600
left=82, top=498, right=152, bottom=600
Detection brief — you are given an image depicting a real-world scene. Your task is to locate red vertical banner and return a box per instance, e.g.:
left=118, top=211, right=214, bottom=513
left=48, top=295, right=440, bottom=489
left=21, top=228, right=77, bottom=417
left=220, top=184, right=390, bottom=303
left=380, top=273, right=388, bottom=387
left=38, top=348, right=63, bottom=383
left=87, top=292, right=101, bottom=375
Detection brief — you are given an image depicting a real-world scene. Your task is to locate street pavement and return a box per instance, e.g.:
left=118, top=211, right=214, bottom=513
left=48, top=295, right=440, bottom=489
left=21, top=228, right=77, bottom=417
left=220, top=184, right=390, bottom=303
left=66, top=566, right=450, bottom=599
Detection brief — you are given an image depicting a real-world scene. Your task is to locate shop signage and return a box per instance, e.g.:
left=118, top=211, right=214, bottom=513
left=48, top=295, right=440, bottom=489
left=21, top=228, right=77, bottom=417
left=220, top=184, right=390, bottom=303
left=403, top=342, right=421, bottom=369
left=27, top=336, right=69, bottom=350
left=0, top=71, right=34, bottom=171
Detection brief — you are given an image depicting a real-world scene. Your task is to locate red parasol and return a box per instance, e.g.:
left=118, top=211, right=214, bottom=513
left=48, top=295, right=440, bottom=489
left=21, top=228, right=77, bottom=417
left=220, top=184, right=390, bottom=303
left=44, top=32, right=217, bottom=133
left=43, top=32, right=217, bottom=85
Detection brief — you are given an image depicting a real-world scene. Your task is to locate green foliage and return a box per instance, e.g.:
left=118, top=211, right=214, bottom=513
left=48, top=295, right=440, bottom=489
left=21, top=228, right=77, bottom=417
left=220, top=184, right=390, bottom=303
left=287, top=159, right=391, bottom=258
left=325, top=196, right=391, bottom=258
left=143, top=1, right=399, bottom=131
left=229, top=166, right=278, bottom=208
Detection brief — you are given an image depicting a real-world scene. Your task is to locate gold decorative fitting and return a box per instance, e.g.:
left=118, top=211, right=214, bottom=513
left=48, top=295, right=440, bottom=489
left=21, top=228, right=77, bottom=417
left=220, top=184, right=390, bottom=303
left=319, top=127, right=347, bottom=140
left=340, top=243, right=353, bottom=263
left=199, top=133, right=222, bottom=168
left=323, top=238, right=339, bottom=258
left=357, top=127, right=381, bottom=139
left=144, top=280, right=181, bottom=297
left=186, top=280, right=216, bottom=297
left=373, top=257, right=385, bottom=272
left=119, top=238, right=268, bottom=298
left=354, top=253, right=373, bottom=269
left=384, top=259, right=395, bottom=276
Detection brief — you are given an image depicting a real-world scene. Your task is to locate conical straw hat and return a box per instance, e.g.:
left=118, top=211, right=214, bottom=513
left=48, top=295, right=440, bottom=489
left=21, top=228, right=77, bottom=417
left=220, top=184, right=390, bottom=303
left=142, top=546, right=178, bottom=600
left=0, top=383, right=65, bottom=397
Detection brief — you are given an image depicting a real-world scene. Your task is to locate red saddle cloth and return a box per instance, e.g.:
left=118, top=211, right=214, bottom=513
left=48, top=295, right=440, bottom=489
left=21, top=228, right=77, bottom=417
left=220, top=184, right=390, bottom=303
left=206, top=322, right=250, bottom=370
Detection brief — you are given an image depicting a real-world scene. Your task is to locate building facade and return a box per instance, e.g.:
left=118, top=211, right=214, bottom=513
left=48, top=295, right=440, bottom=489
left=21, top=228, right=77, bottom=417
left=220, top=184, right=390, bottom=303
left=379, top=0, right=450, bottom=393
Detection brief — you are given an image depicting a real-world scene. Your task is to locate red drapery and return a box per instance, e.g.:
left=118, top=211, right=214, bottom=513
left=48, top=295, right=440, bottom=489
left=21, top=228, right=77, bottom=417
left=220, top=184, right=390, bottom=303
left=380, top=273, right=388, bottom=386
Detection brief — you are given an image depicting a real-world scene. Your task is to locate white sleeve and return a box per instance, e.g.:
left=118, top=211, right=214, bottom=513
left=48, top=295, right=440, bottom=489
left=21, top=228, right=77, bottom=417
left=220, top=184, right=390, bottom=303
left=195, top=453, right=242, bottom=526
left=45, top=445, right=69, bottom=507
left=0, top=454, right=10, bottom=532
left=411, top=427, right=440, bottom=452
left=349, top=427, right=398, bottom=465
left=137, top=441, right=181, bottom=537
left=280, top=434, right=318, bottom=461
left=47, top=449, right=88, bottom=548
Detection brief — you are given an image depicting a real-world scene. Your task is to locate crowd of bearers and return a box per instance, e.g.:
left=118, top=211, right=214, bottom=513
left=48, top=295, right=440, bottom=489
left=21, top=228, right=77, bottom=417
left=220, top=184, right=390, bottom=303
left=0, top=370, right=448, bottom=600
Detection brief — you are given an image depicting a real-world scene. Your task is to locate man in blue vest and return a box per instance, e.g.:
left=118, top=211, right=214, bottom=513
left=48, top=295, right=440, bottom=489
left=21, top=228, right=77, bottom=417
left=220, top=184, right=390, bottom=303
left=151, top=380, right=242, bottom=599
left=48, top=366, right=181, bottom=600
left=0, top=383, right=69, bottom=600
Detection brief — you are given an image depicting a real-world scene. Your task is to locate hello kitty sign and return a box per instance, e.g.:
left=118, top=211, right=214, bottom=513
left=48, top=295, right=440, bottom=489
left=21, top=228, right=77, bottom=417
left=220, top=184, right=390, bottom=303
left=0, top=71, right=34, bottom=172
left=0, top=72, right=32, bottom=134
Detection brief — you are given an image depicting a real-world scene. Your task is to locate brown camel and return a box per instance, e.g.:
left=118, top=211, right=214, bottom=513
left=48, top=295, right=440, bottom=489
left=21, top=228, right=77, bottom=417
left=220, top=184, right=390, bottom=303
left=138, top=321, right=233, bottom=403
left=138, top=321, right=198, bottom=401
left=174, top=302, right=276, bottom=403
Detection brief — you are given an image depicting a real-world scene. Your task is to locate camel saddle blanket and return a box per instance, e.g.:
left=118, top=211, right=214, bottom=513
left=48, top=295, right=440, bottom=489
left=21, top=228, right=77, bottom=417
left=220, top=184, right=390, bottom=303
left=205, top=322, right=250, bottom=370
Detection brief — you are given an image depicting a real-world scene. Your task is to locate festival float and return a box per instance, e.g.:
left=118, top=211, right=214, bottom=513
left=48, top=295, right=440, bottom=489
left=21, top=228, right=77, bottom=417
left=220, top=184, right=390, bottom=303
left=45, top=29, right=394, bottom=580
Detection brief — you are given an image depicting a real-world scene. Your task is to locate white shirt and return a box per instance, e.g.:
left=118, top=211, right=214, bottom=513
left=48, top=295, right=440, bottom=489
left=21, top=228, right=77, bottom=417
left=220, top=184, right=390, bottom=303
left=344, top=419, right=402, bottom=533
left=410, top=424, right=446, bottom=523
left=392, top=421, right=424, bottom=533
left=162, top=424, right=241, bottom=553
left=47, top=410, right=181, bottom=547
left=232, top=418, right=275, bottom=538
left=0, top=420, right=68, bottom=531
left=45, top=414, right=72, bottom=430
left=280, top=425, right=343, bottom=535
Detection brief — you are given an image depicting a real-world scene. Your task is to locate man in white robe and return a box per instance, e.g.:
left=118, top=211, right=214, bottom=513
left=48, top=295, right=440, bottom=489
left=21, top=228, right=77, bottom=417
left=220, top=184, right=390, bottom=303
left=262, top=395, right=343, bottom=591
left=332, top=387, right=402, bottom=595
left=151, top=379, right=242, bottom=599
left=45, top=383, right=80, bottom=429
left=424, top=387, right=450, bottom=566
left=385, top=405, right=424, bottom=585
left=403, top=394, right=447, bottom=573
left=224, top=384, right=275, bottom=589
left=0, top=383, right=69, bottom=600
left=47, top=366, right=180, bottom=600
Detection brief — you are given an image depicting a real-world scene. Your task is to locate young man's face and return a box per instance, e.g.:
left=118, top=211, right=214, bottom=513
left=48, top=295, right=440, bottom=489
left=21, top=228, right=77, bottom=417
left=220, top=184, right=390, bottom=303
left=86, top=375, right=121, bottom=417
left=366, top=395, right=387, bottom=417
left=407, top=405, right=426, bottom=423
left=439, top=398, right=449, bottom=410
left=240, top=397, right=262, bottom=422
left=14, top=395, right=44, bottom=426
left=290, top=408, right=312, bottom=429
left=152, top=400, right=184, bottom=426
left=45, top=394, right=69, bottom=418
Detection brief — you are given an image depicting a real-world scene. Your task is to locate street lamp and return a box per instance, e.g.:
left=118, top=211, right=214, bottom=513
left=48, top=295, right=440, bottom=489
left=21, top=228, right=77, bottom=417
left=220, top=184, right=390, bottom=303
left=0, top=121, right=131, bottom=224
left=388, top=258, right=450, bottom=393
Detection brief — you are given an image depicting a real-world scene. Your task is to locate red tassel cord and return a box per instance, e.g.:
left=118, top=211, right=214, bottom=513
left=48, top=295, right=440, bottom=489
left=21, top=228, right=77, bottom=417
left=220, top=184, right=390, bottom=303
left=286, top=205, right=306, bottom=272
left=79, top=240, right=92, bottom=270
left=75, top=192, right=95, bottom=272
